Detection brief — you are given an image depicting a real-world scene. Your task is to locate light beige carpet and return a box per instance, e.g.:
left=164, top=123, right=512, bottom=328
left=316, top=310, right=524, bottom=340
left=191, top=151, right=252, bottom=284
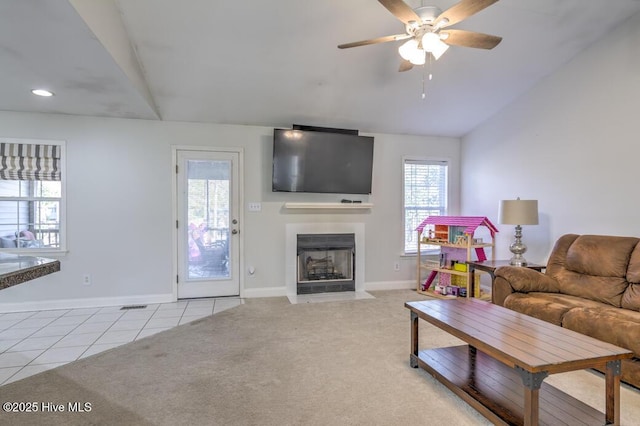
left=1, top=290, right=639, bottom=425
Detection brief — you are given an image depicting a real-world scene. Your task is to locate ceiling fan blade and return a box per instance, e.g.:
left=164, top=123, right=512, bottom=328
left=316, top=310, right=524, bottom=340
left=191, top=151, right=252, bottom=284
left=441, top=29, right=502, bottom=49
left=398, top=59, right=413, bottom=72
left=338, top=34, right=409, bottom=49
left=434, top=0, right=499, bottom=29
left=378, top=0, right=422, bottom=25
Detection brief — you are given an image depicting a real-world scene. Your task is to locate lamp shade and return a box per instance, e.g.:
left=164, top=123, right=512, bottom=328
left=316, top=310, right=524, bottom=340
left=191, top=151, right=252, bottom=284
left=498, top=199, right=539, bottom=225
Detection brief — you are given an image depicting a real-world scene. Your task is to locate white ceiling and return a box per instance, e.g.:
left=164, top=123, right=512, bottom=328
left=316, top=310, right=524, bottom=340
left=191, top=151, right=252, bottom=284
left=1, top=0, right=640, bottom=137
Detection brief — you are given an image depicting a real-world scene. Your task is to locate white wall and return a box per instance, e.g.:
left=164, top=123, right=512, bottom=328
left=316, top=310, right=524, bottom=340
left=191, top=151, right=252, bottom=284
left=461, top=12, right=640, bottom=264
left=0, top=112, right=460, bottom=310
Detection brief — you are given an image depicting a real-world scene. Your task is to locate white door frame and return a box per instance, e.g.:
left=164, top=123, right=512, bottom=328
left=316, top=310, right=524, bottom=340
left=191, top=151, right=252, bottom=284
left=171, top=145, right=244, bottom=300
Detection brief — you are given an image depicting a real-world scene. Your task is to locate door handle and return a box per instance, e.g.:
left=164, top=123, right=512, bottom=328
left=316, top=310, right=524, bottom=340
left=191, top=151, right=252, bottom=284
left=232, top=229, right=239, bottom=235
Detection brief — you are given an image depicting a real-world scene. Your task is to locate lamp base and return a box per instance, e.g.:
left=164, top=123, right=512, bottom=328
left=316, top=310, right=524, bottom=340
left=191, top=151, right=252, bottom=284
left=509, top=254, right=528, bottom=267
left=509, top=225, right=528, bottom=267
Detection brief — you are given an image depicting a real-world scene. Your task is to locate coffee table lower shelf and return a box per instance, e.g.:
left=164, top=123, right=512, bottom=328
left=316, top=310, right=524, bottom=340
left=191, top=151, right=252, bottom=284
left=415, top=345, right=605, bottom=426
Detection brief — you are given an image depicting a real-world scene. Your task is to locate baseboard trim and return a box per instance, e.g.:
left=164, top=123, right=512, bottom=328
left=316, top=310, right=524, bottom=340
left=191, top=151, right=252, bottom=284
left=0, top=294, right=175, bottom=313
left=0, top=282, right=417, bottom=312
left=242, top=287, right=287, bottom=298
left=365, top=280, right=415, bottom=291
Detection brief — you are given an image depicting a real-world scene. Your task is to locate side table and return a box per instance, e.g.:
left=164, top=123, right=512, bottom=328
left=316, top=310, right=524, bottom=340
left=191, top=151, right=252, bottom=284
left=467, top=260, right=546, bottom=303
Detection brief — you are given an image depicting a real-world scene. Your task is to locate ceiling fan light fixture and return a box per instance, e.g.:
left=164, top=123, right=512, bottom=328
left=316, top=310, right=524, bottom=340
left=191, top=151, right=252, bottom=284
left=421, top=32, right=440, bottom=52
left=421, top=32, right=449, bottom=60
left=431, top=41, right=449, bottom=60
left=409, top=50, right=426, bottom=65
left=398, top=39, right=420, bottom=61
left=337, top=0, right=502, bottom=72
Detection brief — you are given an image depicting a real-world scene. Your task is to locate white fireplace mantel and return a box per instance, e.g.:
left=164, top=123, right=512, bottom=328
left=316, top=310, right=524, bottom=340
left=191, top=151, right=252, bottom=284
left=283, top=202, right=373, bottom=210
left=285, top=223, right=367, bottom=303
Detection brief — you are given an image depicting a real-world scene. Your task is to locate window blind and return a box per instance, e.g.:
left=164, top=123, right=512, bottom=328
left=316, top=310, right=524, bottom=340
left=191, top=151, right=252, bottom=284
left=0, top=142, right=61, bottom=181
left=403, top=159, right=448, bottom=253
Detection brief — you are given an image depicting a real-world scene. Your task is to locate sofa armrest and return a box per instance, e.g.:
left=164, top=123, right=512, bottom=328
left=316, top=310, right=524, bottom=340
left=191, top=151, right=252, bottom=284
left=493, top=266, right=559, bottom=306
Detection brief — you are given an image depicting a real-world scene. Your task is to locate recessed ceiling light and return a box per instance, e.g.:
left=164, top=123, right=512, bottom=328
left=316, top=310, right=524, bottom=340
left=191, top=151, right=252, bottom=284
left=31, top=89, right=54, bottom=97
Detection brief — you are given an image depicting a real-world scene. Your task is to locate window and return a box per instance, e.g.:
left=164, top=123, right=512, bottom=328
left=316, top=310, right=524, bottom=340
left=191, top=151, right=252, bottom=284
left=403, top=158, right=448, bottom=254
left=0, top=139, right=65, bottom=252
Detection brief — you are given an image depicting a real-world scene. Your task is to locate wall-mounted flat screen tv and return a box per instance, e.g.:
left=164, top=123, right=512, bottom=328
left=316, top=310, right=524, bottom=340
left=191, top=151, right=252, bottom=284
left=272, top=128, right=374, bottom=194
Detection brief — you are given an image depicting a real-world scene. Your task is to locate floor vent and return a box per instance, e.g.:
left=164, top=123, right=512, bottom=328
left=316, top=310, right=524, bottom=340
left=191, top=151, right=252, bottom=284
left=120, top=305, right=147, bottom=310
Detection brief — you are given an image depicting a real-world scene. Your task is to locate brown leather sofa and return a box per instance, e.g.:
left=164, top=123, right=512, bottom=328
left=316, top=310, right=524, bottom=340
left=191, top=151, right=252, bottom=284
left=493, top=234, right=640, bottom=388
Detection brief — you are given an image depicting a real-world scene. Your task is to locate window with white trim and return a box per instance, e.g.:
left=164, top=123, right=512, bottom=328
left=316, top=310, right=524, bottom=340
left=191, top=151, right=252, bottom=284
left=403, top=158, right=448, bottom=254
left=0, top=139, right=65, bottom=252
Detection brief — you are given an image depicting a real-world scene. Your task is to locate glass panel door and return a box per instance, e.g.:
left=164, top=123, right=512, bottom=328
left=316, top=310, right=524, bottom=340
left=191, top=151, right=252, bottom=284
left=177, top=150, right=239, bottom=298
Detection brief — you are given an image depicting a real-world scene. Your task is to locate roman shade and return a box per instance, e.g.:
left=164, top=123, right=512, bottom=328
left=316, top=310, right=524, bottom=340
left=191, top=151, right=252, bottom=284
left=0, top=142, right=61, bottom=181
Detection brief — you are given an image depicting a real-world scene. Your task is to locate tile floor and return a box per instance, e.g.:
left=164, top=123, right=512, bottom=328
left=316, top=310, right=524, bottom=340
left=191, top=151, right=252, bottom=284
left=0, top=297, right=243, bottom=386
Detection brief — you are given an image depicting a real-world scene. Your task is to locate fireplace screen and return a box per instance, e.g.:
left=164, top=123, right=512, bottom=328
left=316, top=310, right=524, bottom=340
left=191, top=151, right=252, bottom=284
left=296, top=233, right=355, bottom=294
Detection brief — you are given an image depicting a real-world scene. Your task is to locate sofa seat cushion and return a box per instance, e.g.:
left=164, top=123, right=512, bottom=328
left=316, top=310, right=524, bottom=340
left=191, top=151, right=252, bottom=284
left=503, top=292, right=610, bottom=326
left=562, top=307, right=640, bottom=357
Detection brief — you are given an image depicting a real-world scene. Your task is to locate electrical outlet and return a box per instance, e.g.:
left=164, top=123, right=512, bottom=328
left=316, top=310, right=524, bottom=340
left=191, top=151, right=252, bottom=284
left=394, top=262, right=400, bottom=272
left=82, top=274, right=91, bottom=286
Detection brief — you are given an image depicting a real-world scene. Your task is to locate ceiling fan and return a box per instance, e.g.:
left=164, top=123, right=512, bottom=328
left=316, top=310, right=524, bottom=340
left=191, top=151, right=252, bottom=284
left=338, top=0, right=502, bottom=71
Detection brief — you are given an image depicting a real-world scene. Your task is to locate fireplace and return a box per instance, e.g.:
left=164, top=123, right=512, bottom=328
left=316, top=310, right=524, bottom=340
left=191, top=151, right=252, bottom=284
left=296, top=233, right=355, bottom=294
left=285, top=222, right=367, bottom=303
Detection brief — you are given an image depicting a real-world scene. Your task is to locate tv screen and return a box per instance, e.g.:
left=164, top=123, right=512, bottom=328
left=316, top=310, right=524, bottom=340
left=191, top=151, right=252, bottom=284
left=272, top=128, right=374, bottom=194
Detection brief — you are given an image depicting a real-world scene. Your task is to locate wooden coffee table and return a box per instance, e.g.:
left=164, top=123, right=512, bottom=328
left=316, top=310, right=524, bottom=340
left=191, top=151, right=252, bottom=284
left=405, top=298, right=633, bottom=426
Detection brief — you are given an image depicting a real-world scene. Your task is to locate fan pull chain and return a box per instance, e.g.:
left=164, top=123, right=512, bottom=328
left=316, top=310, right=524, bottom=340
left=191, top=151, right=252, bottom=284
left=421, top=54, right=434, bottom=100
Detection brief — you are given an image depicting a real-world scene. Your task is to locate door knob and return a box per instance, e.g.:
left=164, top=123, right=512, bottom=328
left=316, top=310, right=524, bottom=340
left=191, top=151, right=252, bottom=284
left=232, top=229, right=239, bottom=235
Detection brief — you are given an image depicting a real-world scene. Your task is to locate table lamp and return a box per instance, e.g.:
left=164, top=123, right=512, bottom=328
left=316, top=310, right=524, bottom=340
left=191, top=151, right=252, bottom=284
left=498, top=198, right=539, bottom=266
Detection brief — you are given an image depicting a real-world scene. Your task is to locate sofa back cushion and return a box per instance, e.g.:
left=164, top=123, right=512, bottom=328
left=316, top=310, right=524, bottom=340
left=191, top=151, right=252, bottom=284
left=0, top=237, right=16, bottom=248
left=547, top=234, right=639, bottom=307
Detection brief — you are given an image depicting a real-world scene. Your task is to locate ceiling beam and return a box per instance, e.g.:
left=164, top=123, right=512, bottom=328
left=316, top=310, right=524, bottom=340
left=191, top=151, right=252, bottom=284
left=68, top=0, right=161, bottom=119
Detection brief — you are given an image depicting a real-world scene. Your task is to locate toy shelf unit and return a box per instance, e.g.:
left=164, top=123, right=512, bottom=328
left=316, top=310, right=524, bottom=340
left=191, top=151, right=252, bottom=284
left=415, top=216, right=498, bottom=299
